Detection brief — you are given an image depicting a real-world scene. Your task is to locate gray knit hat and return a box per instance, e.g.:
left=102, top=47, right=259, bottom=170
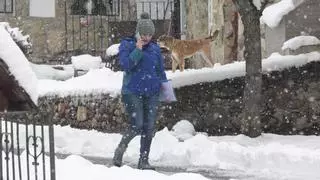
left=136, top=12, right=155, bottom=36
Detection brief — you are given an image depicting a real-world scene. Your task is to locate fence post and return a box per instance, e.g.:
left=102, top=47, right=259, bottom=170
left=0, top=113, right=3, bottom=180
left=49, top=113, right=55, bottom=180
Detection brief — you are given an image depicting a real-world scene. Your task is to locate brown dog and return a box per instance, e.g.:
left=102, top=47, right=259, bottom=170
left=157, top=30, right=219, bottom=72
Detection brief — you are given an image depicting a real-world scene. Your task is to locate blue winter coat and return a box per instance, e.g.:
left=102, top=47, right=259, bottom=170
left=119, top=37, right=167, bottom=96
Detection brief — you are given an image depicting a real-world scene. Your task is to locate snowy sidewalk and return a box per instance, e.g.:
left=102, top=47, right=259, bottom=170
left=3, top=121, right=320, bottom=180
left=55, top=153, right=261, bottom=180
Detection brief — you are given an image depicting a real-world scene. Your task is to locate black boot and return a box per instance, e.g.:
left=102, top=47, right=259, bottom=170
left=113, top=129, right=137, bottom=167
left=138, top=156, right=155, bottom=170
left=137, top=135, right=155, bottom=170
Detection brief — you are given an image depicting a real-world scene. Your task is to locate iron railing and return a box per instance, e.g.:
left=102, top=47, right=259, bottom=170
left=62, top=0, right=176, bottom=71
left=0, top=109, right=56, bottom=180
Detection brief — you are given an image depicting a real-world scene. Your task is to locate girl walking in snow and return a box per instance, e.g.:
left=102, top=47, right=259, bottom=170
left=113, top=12, right=167, bottom=170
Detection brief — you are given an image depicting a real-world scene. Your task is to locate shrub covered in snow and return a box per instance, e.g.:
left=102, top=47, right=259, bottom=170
left=105, top=44, right=121, bottom=71
left=71, top=54, right=104, bottom=71
left=171, top=120, right=196, bottom=141
left=0, top=22, right=33, bottom=56
left=106, top=43, right=120, bottom=57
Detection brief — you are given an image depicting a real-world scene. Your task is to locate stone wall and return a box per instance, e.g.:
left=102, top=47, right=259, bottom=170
left=40, top=61, right=320, bottom=135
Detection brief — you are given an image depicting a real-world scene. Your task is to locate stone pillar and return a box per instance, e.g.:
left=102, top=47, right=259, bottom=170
left=209, top=0, right=224, bottom=64
left=223, top=0, right=238, bottom=64
left=185, top=0, right=208, bottom=69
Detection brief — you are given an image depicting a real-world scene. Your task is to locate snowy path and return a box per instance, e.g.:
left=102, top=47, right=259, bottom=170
left=55, top=153, right=272, bottom=180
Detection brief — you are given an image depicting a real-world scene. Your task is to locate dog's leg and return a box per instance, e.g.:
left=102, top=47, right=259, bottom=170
left=178, top=56, right=185, bottom=72
left=171, top=53, right=179, bottom=73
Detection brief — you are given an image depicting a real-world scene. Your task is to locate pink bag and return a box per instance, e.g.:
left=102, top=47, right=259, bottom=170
left=159, top=80, right=177, bottom=102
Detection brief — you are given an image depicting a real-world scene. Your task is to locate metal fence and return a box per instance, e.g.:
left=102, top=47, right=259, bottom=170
left=63, top=0, right=177, bottom=70
left=0, top=108, right=56, bottom=180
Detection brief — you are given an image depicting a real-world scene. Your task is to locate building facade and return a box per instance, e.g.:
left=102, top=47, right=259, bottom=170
left=0, top=0, right=175, bottom=63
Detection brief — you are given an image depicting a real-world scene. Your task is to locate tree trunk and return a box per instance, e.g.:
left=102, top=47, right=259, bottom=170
left=240, top=10, right=262, bottom=137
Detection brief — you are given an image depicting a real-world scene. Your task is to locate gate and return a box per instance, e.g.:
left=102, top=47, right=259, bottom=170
left=63, top=0, right=180, bottom=69
left=0, top=104, right=56, bottom=180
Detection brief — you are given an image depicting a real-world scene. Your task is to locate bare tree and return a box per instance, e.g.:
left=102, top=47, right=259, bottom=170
left=232, top=0, right=272, bottom=137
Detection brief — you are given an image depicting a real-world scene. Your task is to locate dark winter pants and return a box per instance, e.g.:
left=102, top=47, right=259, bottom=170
left=121, top=93, right=160, bottom=157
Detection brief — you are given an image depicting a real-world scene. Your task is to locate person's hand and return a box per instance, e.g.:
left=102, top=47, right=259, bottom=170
left=136, top=38, right=143, bottom=50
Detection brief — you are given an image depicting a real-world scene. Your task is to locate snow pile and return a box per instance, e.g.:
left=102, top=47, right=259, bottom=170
left=171, top=120, right=196, bottom=141
left=263, top=52, right=320, bottom=72
left=261, top=0, right=295, bottom=28
left=37, top=68, right=123, bottom=97
left=3, top=120, right=320, bottom=179
left=2, top=151, right=208, bottom=180
left=0, top=24, right=38, bottom=104
left=71, top=54, right=104, bottom=70
left=37, top=51, right=320, bottom=97
left=55, top=127, right=320, bottom=180
left=57, top=155, right=208, bottom=180
left=30, top=63, right=74, bottom=81
left=169, top=51, right=320, bottom=88
left=106, top=43, right=120, bottom=57
left=282, top=35, right=320, bottom=50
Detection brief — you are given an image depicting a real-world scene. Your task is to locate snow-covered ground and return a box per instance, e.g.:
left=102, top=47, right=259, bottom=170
left=51, top=123, right=320, bottom=180
left=2, top=120, right=320, bottom=180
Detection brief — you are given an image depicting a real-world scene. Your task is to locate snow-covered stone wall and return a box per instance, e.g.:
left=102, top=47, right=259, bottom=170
left=39, top=61, right=320, bottom=135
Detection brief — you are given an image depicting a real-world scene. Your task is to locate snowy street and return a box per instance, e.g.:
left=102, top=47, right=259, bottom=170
left=55, top=153, right=265, bottom=180
left=51, top=124, right=320, bottom=180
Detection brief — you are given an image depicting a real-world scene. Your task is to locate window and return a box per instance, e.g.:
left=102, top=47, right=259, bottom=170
left=136, top=0, right=174, bottom=20
left=29, top=0, right=55, bottom=17
left=71, top=0, right=120, bottom=16
left=0, top=0, right=13, bottom=13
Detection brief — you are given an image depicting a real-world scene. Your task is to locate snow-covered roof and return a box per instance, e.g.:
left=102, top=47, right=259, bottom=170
left=0, top=23, right=38, bottom=104
left=261, top=0, right=305, bottom=28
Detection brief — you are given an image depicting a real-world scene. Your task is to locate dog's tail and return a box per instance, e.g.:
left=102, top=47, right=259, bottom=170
left=205, top=30, right=219, bottom=41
